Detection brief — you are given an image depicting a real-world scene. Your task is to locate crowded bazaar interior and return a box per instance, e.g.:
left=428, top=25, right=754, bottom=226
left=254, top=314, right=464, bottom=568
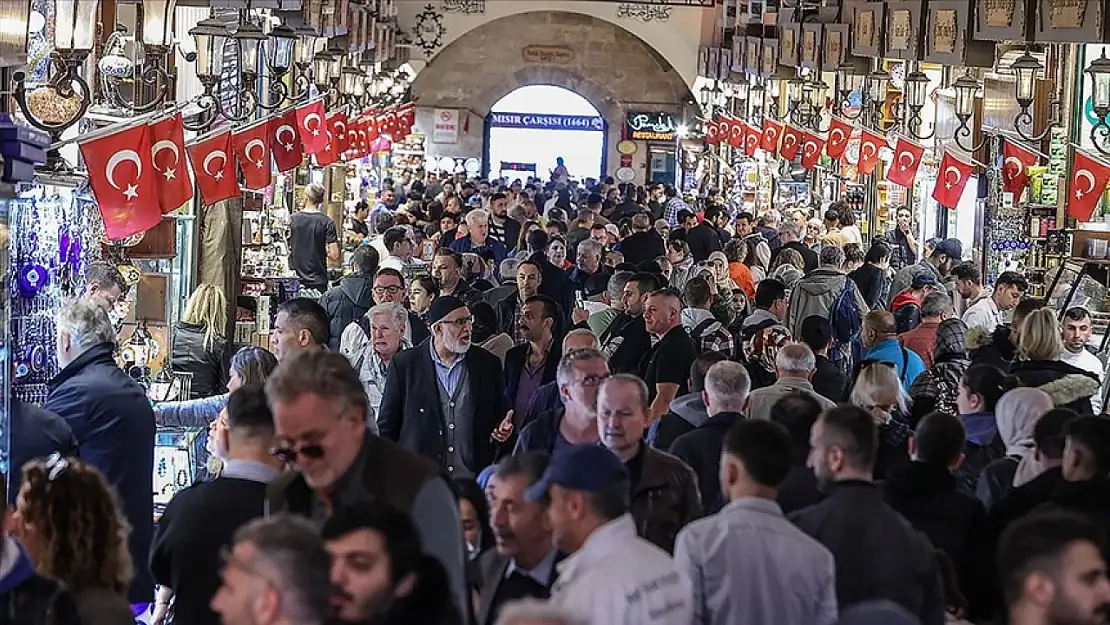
left=6, top=0, right=1110, bottom=624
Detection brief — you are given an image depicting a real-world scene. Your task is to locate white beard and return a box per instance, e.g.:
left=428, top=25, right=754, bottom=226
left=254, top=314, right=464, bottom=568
left=443, top=333, right=471, bottom=355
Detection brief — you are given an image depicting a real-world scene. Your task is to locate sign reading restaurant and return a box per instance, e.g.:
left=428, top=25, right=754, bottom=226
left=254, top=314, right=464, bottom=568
left=489, top=112, right=606, bottom=131
left=625, top=111, right=678, bottom=141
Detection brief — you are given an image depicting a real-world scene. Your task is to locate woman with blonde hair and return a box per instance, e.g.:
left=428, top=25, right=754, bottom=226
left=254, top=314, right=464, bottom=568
left=975, top=387, right=1054, bottom=510
left=1010, top=307, right=1100, bottom=414
left=171, top=283, right=229, bottom=399
left=851, top=360, right=912, bottom=477
left=14, top=455, right=133, bottom=625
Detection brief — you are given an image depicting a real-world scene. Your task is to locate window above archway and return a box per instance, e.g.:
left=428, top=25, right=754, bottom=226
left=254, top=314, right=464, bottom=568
left=490, top=85, right=601, bottom=116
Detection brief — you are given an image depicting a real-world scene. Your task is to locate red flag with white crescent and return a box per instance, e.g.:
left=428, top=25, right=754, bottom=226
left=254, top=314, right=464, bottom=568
left=1069, top=151, right=1110, bottom=222
left=826, top=116, right=853, bottom=161
left=704, top=118, right=721, bottom=145
left=744, top=124, right=761, bottom=157
left=761, top=120, right=782, bottom=152
left=186, top=131, right=239, bottom=206
left=857, top=130, right=886, bottom=175
left=1002, top=140, right=1040, bottom=196
left=800, top=131, right=826, bottom=170
left=779, top=125, right=803, bottom=161
left=396, top=103, right=415, bottom=140
left=886, top=137, right=926, bottom=188
left=231, top=121, right=273, bottom=190
left=270, top=109, right=304, bottom=172
left=295, top=99, right=329, bottom=155
left=931, top=152, right=974, bottom=209
left=328, top=112, right=350, bottom=157
left=147, top=112, right=193, bottom=213
left=728, top=118, right=745, bottom=149
left=80, top=123, right=161, bottom=239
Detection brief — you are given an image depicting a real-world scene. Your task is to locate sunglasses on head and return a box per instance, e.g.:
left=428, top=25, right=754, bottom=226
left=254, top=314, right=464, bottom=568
left=270, top=441, right=325, bottom=464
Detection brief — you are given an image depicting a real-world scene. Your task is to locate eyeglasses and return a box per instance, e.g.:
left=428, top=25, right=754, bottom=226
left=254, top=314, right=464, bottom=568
left=439, top=315, right=474, bottom=328
left=44, top=453, right=68, bottom=481
left=572, top=373, right=610, bottom=387
left=270, top=440, right=325, bottom=464
left=373, top=285, right=404, bottom=295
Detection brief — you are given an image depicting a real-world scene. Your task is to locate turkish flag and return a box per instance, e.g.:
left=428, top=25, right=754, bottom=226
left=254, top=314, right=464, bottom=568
left=761, top=120, right=782, bottom=152
left=886, top=137, right=926, bottom=188
left=779, top=125, right=803, bottom=161
left=932, top=152, right=975, bottom=210
left=800, top=132, right=826, bottom=170
left=744, top=125, right=761, bottom=157
left=232, top=121, right=272, bottom=190
left=728, top=118, right=745, bottom=149
left=186, top=131, right=239, bottom=206
left=365, top=110, right=381, bottom=142
left=1002, top=140, right=1040, bottom=196
left=328, top=113, right=350, bottom=158
left=826, top=116, right=853, bottom=160
left=147, top=112, right=193, bottom=214
left=80, top=123, right=161, bottom=239
left=379, top=108, right=398, bottom=138
left=396, top=104, right=415, bottom=140
left=704, top=119, right=721, bottom=145
left=315, top=124, right=341, bottom=166
left=1068, top=151, right=1110, bottom=222
left=295, top=99, right=329, bottom=155
left=858, top=130, right=886, bottom=175
left=269, top=109, right=304, bottom=172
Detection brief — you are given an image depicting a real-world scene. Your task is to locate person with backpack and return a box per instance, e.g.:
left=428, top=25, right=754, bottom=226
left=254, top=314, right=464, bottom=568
left=786, top=245, right=869, bottom=374
left=680, top=276, right=735, bottom=358
left=860, top=310, right=926, bottom=391
left=319, top=245, right=379, bottom=351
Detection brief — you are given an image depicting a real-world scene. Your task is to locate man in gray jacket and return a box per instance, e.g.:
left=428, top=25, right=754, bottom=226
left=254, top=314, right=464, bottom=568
left=745, top=343, right=836, bottom=421
left=786, top=246, right=869, bottom=339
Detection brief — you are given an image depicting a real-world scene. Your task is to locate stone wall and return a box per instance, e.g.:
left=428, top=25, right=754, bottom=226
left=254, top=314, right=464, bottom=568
left=410, top=11, right=693, bottom=184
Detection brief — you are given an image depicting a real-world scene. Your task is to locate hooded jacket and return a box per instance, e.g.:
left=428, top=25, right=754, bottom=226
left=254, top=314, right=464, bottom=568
left=908, top=319, right=970, bottom=422
left=967, top=326, right=1019, bottom=372
left=786, top=268, right=870, bottom=339
left=320, top=274, right=376, bottom=351
left=680, top=308, right=734, bottom=358
left=648, top=393, right=709, bottom=452
left=890, top=292, right=922, bottom=334
left=1010, top=359, right=1100, bottom=414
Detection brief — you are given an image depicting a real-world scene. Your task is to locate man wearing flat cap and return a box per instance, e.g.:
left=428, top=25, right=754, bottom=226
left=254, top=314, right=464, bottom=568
left=378, top=296, right=508, bottom=476
left=527, top=444, right=693, bottom=625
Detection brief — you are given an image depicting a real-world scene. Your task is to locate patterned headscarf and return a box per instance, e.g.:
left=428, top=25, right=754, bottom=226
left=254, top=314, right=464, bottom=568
left=934, top=318, right=968, bottom=364
left=743, top=324, right=791, bottom=373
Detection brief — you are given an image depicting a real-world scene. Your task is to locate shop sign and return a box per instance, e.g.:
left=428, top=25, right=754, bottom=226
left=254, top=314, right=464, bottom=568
left=625, top=112, right=678, bottom=141
left=489, top=112, right=605, bottom=131
left=522, top=45, right=575, bottom=64
left=433, top=109, right=460, bottom=144
left=932, top=10, right=958, bottom=53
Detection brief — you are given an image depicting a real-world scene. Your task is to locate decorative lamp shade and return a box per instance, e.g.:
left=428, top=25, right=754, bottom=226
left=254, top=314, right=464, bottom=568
left=787, top=76, right=806, bottom=106
left=837, top=61, right=864, bottom=95
left=341, top=64, right=364, bottom=95
left=867, top=70, right=889, bottom=102
left=903, top=70, right=930, bottom=109
left=268, top=23, right=297, bottom=71
left=328, top=47, right=345, bottom=81
left=313, top=50, right=334, bottom=83
left=1086, top=52, right=1110, bottom=115
left=952, top=73, right=980, bottom=120
left=807, top=78, right=828, bottom=108
left=189, top=16, right=230, bottom=79
left=295, top=24, right=320, bottom=65
left=1011, top=51, right=1042, bottom=107
left=233, top=20, right=267, bottom=74
left=55, top=0, right=100, bottom=52
left=141, top=0, right=176, bottom=47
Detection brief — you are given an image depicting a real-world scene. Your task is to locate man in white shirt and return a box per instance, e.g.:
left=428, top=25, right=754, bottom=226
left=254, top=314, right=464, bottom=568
left=674, top=418, right=838, bottom=625
left=524, top=444, right=692, bottom=625
left=1061, top=307, right=1104, bottom=412
left=378, top=226, right=425, bottom=273
left=961, top=271, right=1027, bottom=333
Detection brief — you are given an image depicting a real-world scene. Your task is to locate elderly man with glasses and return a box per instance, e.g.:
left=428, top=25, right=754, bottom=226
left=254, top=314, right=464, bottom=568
left=378, top=295, right=508, bottom=477
left=265, top=350, right=467, bottom=619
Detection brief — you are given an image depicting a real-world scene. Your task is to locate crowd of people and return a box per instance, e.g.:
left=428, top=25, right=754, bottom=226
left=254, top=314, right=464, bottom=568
left=6, top=173, right=1110, bottom=625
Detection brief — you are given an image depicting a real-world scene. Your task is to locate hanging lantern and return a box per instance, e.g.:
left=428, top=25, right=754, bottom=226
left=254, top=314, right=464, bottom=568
left=866, top=70, right=889, bottom=102
left=233, top=19, right=268, bottom=75
left=1086, top=52, right=1110, bottom=117
left=1011, top=51, right=1042, bottom=109
left=903, top=70, right=931, bottom=109
left=837, top=61, right=864, bottom=96
left=295, top=24, right=322, bottom=66
left=140, top=0, right=176, bottom=48
left=268, top=22, right=298, bottom=72
left=951, top=73, right=980, bottom=121
left=313, top=50, right=335, bottom=84
left=54, top=0, right=101, bottom=53
left=189, top=16, right=230, bottom=79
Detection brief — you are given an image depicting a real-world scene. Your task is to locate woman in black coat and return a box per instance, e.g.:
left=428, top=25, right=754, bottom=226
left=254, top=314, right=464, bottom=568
left=848, top=240, right=892, bottom=310
left=171, top=284, right=231, bottom=399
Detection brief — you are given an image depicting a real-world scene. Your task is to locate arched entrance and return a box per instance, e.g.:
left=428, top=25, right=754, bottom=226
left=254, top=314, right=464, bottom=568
left=483, top=85, right=607, bottom=183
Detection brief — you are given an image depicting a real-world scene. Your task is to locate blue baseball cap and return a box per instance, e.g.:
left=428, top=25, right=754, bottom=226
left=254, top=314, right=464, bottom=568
left=524, top=444, right=630, bottom=503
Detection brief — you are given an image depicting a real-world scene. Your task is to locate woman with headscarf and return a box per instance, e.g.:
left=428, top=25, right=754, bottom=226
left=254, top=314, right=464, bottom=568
left=975, top=387, right=1054, bottom=511
left=909, top=319, right=971, bottom=422
left=741, top=322, right=790, bottom=392
left=720, top=241, right=756, bottom=298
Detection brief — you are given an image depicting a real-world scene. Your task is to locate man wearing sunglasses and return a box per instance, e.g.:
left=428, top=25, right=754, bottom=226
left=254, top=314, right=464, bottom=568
left=378, top=295, right=508, bottom=476
left=266, top=350, right=468, bottom=620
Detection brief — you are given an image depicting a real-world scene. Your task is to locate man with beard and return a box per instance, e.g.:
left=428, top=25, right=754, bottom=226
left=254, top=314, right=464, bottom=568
left=323, top=503, right=463, bottom=625
left=600, top=272, right=658, bottom=375
left=789, top=405, right=945, bottom=625
left=378, top=296, right=506, bottom=477
left=494, top=260, right=543, bottom=340
left=1061, top=308, right=1104, bottom=412
left=998, top=511, right=1110, bottom=625
left=889, top=238, right=962, bottom=302
left=504, top=296, right=562, bottom=432
left=474, top=453, right=562, bottom=625
left=488, top=192, right=521, bottom=249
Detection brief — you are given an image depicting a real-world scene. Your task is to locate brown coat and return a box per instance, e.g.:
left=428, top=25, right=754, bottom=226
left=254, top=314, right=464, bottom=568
left=631, top=447, right=702, bottom=554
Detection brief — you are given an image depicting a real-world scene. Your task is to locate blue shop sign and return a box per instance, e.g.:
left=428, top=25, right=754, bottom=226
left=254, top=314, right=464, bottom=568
left=489, top=112, right=605, bottom=131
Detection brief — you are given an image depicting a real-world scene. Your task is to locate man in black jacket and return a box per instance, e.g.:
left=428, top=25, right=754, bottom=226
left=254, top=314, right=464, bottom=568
left=150, top=384, right=282, bottom=625
left=790, top=405, right=945, bottom=625
left=771, top=220, right=819, bottom=274
left=320, top=245, right=379, bottom=350
left=799, top=315, right=848, bottom=402
left=685, top=206, right=725, bottom=263
left=618, top=213, right=667, bottom=266
left=769, top=392, right=825, bottom=514
left=379, top=296, right=507, bottom=476
left=504, top=296, right=562, bottom=430
left=669, top=360, right=751, bottom=515
left=8, top=396, right=77, bottom=504
left=649, top=351, right=727, bottom=451
left=599, top=272, right=658, bottom=375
